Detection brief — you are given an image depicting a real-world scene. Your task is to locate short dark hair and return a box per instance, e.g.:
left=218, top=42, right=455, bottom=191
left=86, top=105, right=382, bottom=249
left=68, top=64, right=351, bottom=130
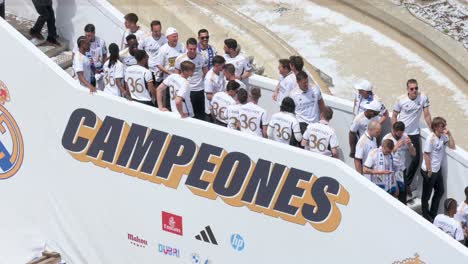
left=393, top=121, right=405, bottom=132
left=323, top=106, right=334, bottom=121
left=77, top=36, right=86, bottom=48
left=134, top=50, right=148, bottom=62
left=226, top=80, right=240, bottom=92
left=296, top=71, right=308, bottom=82
left=279, top=59, right=291, bottom=71
left=224, top=38, right=237, bottom=50
left=250, top=87, right=261, bottom=101
left=180, top=61, right=196, bottom=72
left=431, top=116, right=447, bottom=131
left=465, top=186, right=468, bottom=199
left=382, top=139, right=395, bottom=150
left=406, top=79, right=418, bottom=88
left=289, top=55, right=304, bottom=71
left=186, top=37, right=197, bottom=46
left=198, top=29, right=209, bottom=36
left=237, top=89, right=248, bottom=104
left=150, top=20, right=161, bottom=29
left=84, top=24, right=95, bottom=33
left=124, top=13, right=139, bottom=24
left=444, top=198, right=457, bottom=214
left=280, top=97, right=295, bottom=113
left=212, top=55, right=225, bottom=65
left=126, top=34, right=137, bottom=42
left=224, top=64, right=235, bottom=75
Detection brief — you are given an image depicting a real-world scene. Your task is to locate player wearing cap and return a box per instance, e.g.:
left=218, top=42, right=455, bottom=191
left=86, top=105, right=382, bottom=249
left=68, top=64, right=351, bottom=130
left=302, top=106, right=339, bottom=158
left=239, top=87, right=268, bottom=137
left=434, top=198, right=467, bottom=243
left=349, top=100, right=381, bottom=158
left=352, top=79, right=388, bottom=124
left=226, top=88, right=248, bottom=130
left=122, top=13, right=146, bottom=49
left=224, top=63, right=247, bottom=91
left=272, top=59, right=296, bottom=106
left=139, top=20, right=167, bottom=92
left=268, top=97, right=302, bottom=145
left=103, top=43, right=127, bottom=98
left=204, top=55, right=226, bottom=122
left=197, top=29, right=217, bottom=70
left=120, top=34, right=138, bottom=67
left=382, top=121, right=416, bottom=203
left=157, top=61, right=195, bottom=118
left=124, top=50, right=155, bottom=106
left=175, top=38, right=208, bottom=120
left=211, top=80, right=239, bottom=127
left=392, top=79, right=432, bottom=198
left=354, top=121, right=381, bottom=176
left=223, top=38, right=252, bottom=88
left=421, top=117, right=456, bottom=221
left=364, top=139, right=397, bottom=196
left=73, top=36, right=96, bottom=93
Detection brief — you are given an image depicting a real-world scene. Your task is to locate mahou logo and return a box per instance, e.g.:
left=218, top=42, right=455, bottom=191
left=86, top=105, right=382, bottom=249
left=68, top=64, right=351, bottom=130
left=127, top=233, right=148, bottom=248
left=162, top=211, right=183, bottom=236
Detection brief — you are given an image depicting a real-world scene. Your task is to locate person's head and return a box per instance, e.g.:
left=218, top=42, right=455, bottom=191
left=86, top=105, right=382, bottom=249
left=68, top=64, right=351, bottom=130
left=108, top=43, right=120, bottom=67
left=278, top=59, right=291, bottom=76
left=280, top=97, right=295, bottom=114
left=250, top=87, right=261, bottom=102
left=180, top=61, right=195, bottom=77
left=431, top=116, right=447, bottom=136
left=126, top=34, right=138, bottom=55
left=150, top=20, right=162, bottom=39
left=321, top=106, right=334, bottom=122
left=77, top=36, right=90, bottom=52
left=198, top=29, right=210, bottom=47
left=212, top=55, right=225, bottom=73
left=406, top=79, right=418, bottom=99
left=296, top=71, right=309, bottom=91
left=124, top=13, right=139, bottom=30
left=368, top=121, right=382, bottom=138
left=382, top=139, right=395, bottom=155
left=354, top=79, right=373, bottom=98
left=84, top=24, right=96, bottom=42
left=364, top=100, right=382, bottom=118
left=224, top=63, right=236, bottom=79
left=226, top=80, right=240, bottom=97
left=135, top=50, right=149, bottom=66
left=465, top=186, right=468, bottom=201
left=289, top=55, right=304, bottom=72
left=392, top=121, right=405, bottom=140
left=224, top=38, right=238, bottom=56
left=237, top=88, right=248, bottom=104
left=186, top=38, right=198, bottom=58
left=444, top=198, right=458, bottom=216
left=166, top=27, right=179, bottom=46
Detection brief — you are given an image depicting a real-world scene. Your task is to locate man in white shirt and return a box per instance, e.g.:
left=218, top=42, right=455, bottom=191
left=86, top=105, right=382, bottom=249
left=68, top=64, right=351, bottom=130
left=211, top=81, right=239, bottom=126
left=204, top=55, right=226, bottom=122
left=272, top=59, right=296, bottom=106
left=223, top=38, right=252, bottom=88
left=268, top=97, right=302, bottom=146
left=352, top=79, right=388, bottom=124
left=124, top=50, right=155, bottom=106
left=302, top=106, right=339, bottom=158
left=434, top=198, right=466, bottom=243
left=421, top=117, right=456, bottom=221
left=157, top=61, right=195, bottom=118
left=73, top=36, right=96, bottom=93
left=122, top=13, right=146, bottom=49
left=364, top=139, right=397, bottom=196
left=120, top=34, right=138, bottom=67
left=354, top=121, right=381, bottom=176
left=383, top=121, right=416, bottom=203
left=239, top=87, right=268, bottom=138
left=224, top=64, right=247, bottom=91
left=455, top=187, right=468, bottom=243
left=349, top=100, right=381, bottom=158
left=139, top=20, right=167, bottom=91
left=103, top=43, right=126, bottom=98
left=226, top=88, right=248, bottom=130
left=175, top=38, right=208, bottom=120
left=392, top=79, right=432, bottom=197
left=198, top=29, right=217, bottom=70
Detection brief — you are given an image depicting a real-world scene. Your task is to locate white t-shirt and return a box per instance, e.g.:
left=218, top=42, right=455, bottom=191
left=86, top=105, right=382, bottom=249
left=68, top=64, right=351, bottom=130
left=138, top=33, right=168, bottom=76
left=394, top=93, right=430, bottom=135
left=433, top=214, right=465, bottom=241
left=103, top=60, right=125, bottom=96
left=211, top=92, right=236, bottom=124
left=350, top=112, right=379, bottom=139
left=223, top=53, right=252, bottom=87
left=268, top=111, right=302, bottom=145
left=364, top=147, right=395, bottom=191
left=163, top=74, right=194, bottom=117
left=421, top=132, right=449, bottom=172
left=119, top=48, right=137, bottom=67
left=383, top=133, right=411, bottom=172
left=226, top=104, right=241, bottom=130
left=355, top=132, right=378, bottom=179
left=353, top=93, right=387, bottom=117
left=72, top=36, right=107, bottom=69
left=291, top=86, right=323, bottom=124
left=124, top=65, right=153, bottom=101
left=73, top=52, right=92, bottom=87
left=455, top=202, right=468, bottom=225
left=303, top=120, right=339, bottom=157
left=276, top=72, right=296, bottom=105
left=239, top=102, right=268, bottom=137
left=156, top=43, right=186, bottom=78
left=204, top=69, right=226, bottom=114
left=198, top=44, right=217, bottom=69
left=175, top=53, right=207, bottom=92
left=122, top=28, right=147, bottom=48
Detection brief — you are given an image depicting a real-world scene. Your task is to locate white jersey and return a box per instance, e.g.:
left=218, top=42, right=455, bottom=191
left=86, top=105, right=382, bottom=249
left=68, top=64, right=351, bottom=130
left=268, top=112, right=302, bottom=145
left=291, top=85, right=322, bottom=124
left=139, top=33, right=168, bottom=78
left=156, top=43, right=186, bottom=78
left=73, top=52, right=92, bottom=87
left=124, top=65, right=153, bottom=101
left=226, top=104, right=241, bottom=130
left=198, top=44, right=217, bottom=69
left=223, top=53, right=252, bottom=87
left=353, top=93, right=387, bottom=117
left=276, top=72, right=296, bottom=105
left=364, top=147, right=395, bottom=191
left=421, top=132, right=449, bottom=172
left=350, top=112, right=379, bottom=139
left=355, top=132, right=378, bottom=179
left=303, top=120, right=339, bottom=157
left=103, top=60, right=125, bottom=96
left=175, top=53, right=207, bottom=92
left=122, top=28, right=147, bottom=48
left=204, top=69, right=226, bottom=114
left=383, top=133, right=411, bottom=172
left=455, top=202, right=468, bottom=225
left=394, top=93, right=430, bottom=135
left=119, top=48, right=137, bottom=67
left=433, top=214, right=465, bottom=241
left=72, top=36, right=107, bottom=69
left=211, top=92, right=236, bottom=124
left=163, top=74, right=194, bottom=117
left=239, top=102, right=268, bottom=137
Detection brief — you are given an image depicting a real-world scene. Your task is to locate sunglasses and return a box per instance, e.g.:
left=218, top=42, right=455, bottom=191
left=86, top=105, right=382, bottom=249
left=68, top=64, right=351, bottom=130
left=409, top=86, right=418, bottom=91
left=200, top=36, right=210, bottom=40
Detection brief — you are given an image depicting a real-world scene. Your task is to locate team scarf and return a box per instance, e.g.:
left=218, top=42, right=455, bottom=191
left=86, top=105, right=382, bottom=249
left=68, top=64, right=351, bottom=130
left=373, top=147, right=394, bottom=190
left=198, top=44, right=215, bottom=69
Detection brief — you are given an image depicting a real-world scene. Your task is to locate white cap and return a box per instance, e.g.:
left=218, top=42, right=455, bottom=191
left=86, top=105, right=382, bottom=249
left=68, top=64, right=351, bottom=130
left=166, top=27, right=178, bottom=36
left=364, top=100, right=382, bottom=112
left=354, top=79, right=373, bottom=91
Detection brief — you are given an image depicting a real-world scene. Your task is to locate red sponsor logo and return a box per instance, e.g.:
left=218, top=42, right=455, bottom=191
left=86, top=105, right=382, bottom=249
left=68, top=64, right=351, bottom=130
left=162, top=211, right=183, bottom=236
left=127, top=233, right=148, bottom=248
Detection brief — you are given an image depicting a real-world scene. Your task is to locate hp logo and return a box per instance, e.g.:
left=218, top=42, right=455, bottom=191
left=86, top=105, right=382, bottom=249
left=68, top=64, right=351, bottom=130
left=230, top=234, right=245, bottom=252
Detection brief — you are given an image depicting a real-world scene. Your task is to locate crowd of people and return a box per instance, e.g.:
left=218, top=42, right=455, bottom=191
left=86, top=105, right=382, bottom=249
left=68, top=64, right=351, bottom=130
left=70, top=12, right=466, bottom=244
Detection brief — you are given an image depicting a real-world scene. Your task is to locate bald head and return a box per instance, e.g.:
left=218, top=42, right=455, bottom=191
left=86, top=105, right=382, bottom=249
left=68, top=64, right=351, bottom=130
left=367, top=121, right=382, bottom=138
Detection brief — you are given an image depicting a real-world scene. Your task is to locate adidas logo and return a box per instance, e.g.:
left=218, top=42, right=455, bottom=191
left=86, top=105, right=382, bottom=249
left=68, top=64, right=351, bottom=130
left=194, top=226, right=218, bottom=245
